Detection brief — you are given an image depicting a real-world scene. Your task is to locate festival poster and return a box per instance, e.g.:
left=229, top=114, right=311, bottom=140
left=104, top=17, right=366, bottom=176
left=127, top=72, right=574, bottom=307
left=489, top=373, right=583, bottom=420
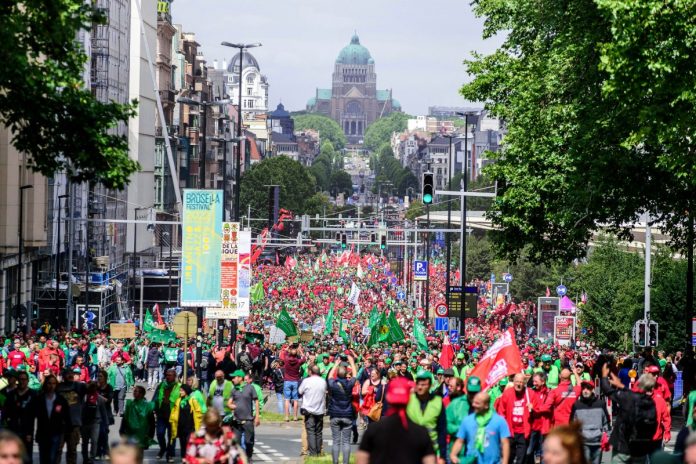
left=554, top=316, right=576, bottom=346
left=237, top=230, right=251, bottom=318
left=207, top=222, right=239, bottom=319
left=180, top=190, right=222, bottom=307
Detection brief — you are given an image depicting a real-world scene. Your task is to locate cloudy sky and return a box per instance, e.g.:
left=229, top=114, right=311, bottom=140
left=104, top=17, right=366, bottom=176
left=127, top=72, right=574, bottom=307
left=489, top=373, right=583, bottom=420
left=172, top=0, right=504, bottom=115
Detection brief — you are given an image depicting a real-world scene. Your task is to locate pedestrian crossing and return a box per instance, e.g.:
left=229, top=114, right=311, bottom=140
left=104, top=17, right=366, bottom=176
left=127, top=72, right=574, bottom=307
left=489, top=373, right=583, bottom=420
left=254, top=441, right=292, bottom=461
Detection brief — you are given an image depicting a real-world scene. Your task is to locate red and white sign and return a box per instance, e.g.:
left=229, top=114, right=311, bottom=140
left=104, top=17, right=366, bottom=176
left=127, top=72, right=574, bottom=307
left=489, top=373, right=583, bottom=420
left=554, top=316, right=576, bottom=346
left=435, top=302, right=449, bottom=317
left=415, top=308, right=425, bottom=319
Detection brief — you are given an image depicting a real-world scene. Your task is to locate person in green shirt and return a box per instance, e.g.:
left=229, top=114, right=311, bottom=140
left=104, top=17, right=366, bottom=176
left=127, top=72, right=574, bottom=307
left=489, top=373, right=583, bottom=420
left=317, top=354, right=334, bottom=378
left=570, top=362, right=592, bottom=386
left=541, top=354, right=560, bottom=389
left=163, top=341, right=179, bottom=371
left=107, top=356, right=135, bottom=416
left=452, top=353, right=467, bottom=379
left=120, top=385, right=155, bottom=449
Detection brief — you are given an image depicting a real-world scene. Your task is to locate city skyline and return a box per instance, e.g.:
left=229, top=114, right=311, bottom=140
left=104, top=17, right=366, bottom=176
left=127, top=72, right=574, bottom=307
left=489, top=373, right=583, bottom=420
left=172, top=0, right=504, bottom=115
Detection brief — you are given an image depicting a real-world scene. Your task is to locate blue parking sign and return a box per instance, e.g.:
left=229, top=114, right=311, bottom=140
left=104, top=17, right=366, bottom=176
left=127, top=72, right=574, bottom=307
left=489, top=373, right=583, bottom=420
left=413, top=261, right=428, bottom=281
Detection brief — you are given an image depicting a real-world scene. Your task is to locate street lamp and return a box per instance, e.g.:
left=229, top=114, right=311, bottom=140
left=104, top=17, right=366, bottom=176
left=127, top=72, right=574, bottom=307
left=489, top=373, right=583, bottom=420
left=55, top=193, right=68, bottom=321
left=207, top=135, right=244, bottom=221
left=18, top=185, right=33, bottom=324
left=220, top=41, right=262, bottom=222
left=440, top=132, right=459, bottom=311
left=455, top=111, right=479, bottom=336
left=177, top=97, right=231, bottom=189
left=132, top=207, right=149, bottom=316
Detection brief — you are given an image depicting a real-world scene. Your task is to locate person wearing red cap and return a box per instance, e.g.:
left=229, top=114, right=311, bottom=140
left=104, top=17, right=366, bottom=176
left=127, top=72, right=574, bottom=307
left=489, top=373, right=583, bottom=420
left=356, top=377, right=437, bottom=464
left=636, top=363, right=671, bottom=403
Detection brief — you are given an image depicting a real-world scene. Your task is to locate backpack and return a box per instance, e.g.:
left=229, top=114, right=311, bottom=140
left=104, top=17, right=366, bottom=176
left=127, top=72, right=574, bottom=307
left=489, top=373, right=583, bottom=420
left=239, top=352, right=253, bottom=372
left=628, top=392, right=658, bottom=446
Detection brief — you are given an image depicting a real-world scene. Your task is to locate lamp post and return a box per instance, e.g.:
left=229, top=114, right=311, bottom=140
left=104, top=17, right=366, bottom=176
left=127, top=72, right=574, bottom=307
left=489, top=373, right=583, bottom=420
left=441, top=133, right=457, bottom=312
left=207, top=135, right=244, bottom=221
left=220, top=41, right=262, bottom=222
left=55, top=193, right=68, bottom=320
left=18, top=185, right=33, bottom=324
left=455, top=111, right=478, bottom=337
left=177, top=97, right=231, bottom=189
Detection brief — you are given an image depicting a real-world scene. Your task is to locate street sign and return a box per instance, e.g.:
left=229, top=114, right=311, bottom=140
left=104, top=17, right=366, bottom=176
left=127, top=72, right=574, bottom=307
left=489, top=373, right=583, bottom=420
left=172, top=311, right=197, bottom=338
left=503, top=273, right=513, bottom=283
left=415, top=308, right=425, bottom=319
left=490, top=273, right=496, bottom=283
left=434, top=317, right=449, bottom=332
left=397, top=290, right=406, bottom=300
left=449, top=329, right=459, bottom=344
left=413, top=261, right=428, bottom=281
left=435, top=302, right=449, bottom=317
left=556, top=285, right=567, bottom=296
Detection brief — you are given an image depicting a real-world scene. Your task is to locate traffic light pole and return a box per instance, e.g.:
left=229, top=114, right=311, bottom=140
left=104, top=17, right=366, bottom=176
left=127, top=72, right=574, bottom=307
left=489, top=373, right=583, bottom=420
left=425, top=204, right=430, bottom=318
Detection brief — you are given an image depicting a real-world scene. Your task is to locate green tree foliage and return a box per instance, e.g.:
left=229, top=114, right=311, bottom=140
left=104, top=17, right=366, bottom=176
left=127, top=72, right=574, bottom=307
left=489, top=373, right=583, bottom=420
left=0, top=0, right=138, bottom=189
left=302, top=192, right=333, bottom=217
left=330, top=170, right=353, bottom=198
left=364, top=113, right=412, bottom=151
left=293, top=114, right=347, bottom=150
left=240, top=156, right=316, bottom=216
left=461, top=0, right=696, bottom=264
left=372, top=143, right=418, bottom=196
left=405, top=199, right=424, bottom=221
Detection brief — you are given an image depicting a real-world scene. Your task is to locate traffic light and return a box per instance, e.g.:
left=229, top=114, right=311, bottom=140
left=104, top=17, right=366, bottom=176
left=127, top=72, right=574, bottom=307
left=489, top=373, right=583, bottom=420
left=335, top=232, right=341, bottom=243
left=370, top=232, right=377, bottom=243
left=380, top=235, right=387, bottom=249
left=30, top=302, right=39, bottom=320
left=634, top=320, right=647, bottom=346
left=648, top=321, right=659, bottom=347
left=422, top=172, right=434, bottom=205
left=341, top=233, right=347, bottom=249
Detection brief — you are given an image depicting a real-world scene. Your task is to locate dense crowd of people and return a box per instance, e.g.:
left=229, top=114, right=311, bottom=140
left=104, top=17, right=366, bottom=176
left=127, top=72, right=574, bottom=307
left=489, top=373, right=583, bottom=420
left=0, top=250, right=694, bottom=464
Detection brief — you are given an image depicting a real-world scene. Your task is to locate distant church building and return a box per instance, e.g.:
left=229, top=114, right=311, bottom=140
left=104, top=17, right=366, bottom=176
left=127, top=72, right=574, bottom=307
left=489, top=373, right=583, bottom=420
left=307, top=34, right=401, bottom=144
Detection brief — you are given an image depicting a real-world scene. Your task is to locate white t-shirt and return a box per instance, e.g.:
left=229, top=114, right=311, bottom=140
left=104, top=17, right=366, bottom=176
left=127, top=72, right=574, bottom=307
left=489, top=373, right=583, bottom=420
left=298, top=375, right=327, bottom=415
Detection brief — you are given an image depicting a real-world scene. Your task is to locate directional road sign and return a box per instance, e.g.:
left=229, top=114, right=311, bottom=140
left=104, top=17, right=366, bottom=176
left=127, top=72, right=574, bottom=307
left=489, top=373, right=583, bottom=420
left=397, top=290, right=406, bottom=300
left=556, top=285, right=567, bottom=297
left=434, top=317, right=449, bottom=332
left=413, top=261, right=428, bottom=281
left=503, top=273, right=513, bottom=283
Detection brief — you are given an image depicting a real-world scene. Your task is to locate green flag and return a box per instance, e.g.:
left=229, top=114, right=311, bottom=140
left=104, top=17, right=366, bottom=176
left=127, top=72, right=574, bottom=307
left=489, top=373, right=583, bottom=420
left=413, top=317, right=429, bottom=352
left=324, top=302, right=335, bottom=336
left=143, top=309, right=155, bottom=333
left=276, top=308, right=298, bottom=337
left=368, top=306, right=380, bottom=328
left=149, top=328, right=177, bottom=344
left=367, top=312, right=386, bottom=347
left=380, top=311, right=405, bottom=345
left=339, top=313, right=349, bottom=341
left=251, top=282, right=265, bottom=303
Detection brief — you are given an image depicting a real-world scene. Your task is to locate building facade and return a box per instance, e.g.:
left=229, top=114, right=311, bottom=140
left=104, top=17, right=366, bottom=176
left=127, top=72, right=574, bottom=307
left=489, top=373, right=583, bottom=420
left=307, top=34, right=401, bottom=144
left=225, top=52, right=269, bottom=122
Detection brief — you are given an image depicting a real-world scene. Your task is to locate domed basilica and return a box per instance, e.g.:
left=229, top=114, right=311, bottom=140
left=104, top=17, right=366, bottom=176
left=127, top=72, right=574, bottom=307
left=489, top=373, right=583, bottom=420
left=307, top=34, right=401, bottom=144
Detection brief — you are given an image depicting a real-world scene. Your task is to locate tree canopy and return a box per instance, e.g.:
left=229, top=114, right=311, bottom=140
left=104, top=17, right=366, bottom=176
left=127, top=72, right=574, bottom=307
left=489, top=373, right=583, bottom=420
left=0, top=0, right=138, bottom=189
left=240, top=156, right=316, bottom=216
left=363, top=113, right=412, bottom=151
left=293, top=114, right=347, bottom=150
left=462, top=0, right=696, bottom=263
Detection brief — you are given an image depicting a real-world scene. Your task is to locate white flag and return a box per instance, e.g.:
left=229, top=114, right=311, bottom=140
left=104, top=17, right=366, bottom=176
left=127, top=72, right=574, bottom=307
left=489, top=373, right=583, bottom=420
left=347, top=282, right=361, bottom=305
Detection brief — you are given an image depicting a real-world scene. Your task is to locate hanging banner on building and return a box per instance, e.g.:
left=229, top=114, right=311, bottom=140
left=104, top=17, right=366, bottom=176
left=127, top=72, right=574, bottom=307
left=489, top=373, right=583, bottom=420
left=554, top=316, right=576, bottom=346
left=237, top=230, right=251, bottom=318
left=180, top=189, right=223, bottom=307
left=213, top=222, right=240, bottom=319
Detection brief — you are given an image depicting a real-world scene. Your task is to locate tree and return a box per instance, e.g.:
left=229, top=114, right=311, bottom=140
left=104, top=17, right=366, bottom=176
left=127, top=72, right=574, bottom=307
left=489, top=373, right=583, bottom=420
left=293, top=114, right=347, bottom=150
left=405, top=199, right=424, bottom=221
left=329, top=170, right=353, bottom=198
left=462, top=0, right=696, bottom=344
left=240, top=156, right=316, bottom=216
left=303, top=192, right=333, bottom=217
left=0, top=0, right=138, bottom=189
left=363, top=113, right=412, bottom=151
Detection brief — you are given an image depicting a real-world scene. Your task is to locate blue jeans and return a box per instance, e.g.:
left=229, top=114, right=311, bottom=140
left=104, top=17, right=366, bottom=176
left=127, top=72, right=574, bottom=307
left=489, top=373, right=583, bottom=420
left=526, top=430, right=544, bottom=463
left=38, top=434, right=62, bottom=464
left=156, top=417, right=176, bottom=458
left=276, top=392, right=284, bottom=413
left=284, top=381, right=299, bottom=400
left=330, top=417, right=352, bottom=464
left=584, top=445, right=602, bottom=464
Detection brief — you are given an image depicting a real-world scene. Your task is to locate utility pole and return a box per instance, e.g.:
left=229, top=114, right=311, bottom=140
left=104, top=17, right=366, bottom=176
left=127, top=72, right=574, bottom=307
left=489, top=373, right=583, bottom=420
left=644, top=213, right=651, bottom=325
left=56, top=194, right=69, bottom=322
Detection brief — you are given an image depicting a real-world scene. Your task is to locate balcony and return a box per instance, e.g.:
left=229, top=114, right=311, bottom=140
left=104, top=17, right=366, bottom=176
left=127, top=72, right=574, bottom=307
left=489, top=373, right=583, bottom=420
left=159, top=89, right=176, bottom=105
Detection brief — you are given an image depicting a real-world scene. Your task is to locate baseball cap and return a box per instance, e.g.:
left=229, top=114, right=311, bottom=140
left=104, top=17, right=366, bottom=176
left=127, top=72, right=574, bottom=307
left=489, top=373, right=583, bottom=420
left=646, top=365, right=660, bottom=374
left=456, top=353, right=465, bottom=360
left=386, top=377, right=413, bottom=405
left=416, top=370, right=433, bottom=381
left=230, top=369, right=245, bottom=378
left=443, top=368, right=455, bottom=377
left=581, top=380, right=595, bottom=390
left=436, top=368, right=444, bottom=375
left=541, top=354, right=552, bottom=362
left=467, top=376, right=482, bottom=393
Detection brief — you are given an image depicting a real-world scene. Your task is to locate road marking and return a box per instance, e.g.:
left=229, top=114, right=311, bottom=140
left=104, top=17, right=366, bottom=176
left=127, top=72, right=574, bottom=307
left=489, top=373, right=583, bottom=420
left=254, top=452, right=273, bottom=461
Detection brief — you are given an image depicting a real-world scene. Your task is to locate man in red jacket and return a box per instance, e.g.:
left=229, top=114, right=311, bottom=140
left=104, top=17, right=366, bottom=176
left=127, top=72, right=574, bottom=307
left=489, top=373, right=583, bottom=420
left=527, top=372, right=552, bottom=464
left=536, top=368, right=581, bottom=427
left=496, top=373, right=531, bottom=464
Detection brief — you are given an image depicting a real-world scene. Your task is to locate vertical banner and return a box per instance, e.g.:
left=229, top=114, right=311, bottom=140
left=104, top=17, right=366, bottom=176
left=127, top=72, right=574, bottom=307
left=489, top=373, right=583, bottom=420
left=237, top=230, right=251, bottom=317
left=209, top=222, right=239, bottom=319
left=180, top=189, right=223, bottom=307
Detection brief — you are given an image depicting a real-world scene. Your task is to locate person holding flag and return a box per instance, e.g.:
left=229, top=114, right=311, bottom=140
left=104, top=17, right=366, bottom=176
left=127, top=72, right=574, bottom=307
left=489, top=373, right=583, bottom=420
left=495, top=373, right=532, bottom=464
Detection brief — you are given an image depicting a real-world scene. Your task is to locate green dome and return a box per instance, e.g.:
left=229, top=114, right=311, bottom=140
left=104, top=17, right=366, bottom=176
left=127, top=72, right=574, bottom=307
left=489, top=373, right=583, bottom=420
left=336, top=34, right=372, bottom=65
left=307, top=97, right=316, bottom=107
left=392, top=98, right=401, bottom=108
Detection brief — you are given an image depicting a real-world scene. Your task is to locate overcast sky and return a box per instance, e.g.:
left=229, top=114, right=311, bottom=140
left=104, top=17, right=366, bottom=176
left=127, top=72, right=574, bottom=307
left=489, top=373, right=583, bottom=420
left=172, top=0, right=504, bottom=115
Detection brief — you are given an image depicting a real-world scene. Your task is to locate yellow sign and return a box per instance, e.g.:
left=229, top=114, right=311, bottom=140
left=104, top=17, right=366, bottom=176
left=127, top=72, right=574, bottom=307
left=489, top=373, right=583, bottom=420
left=172, top=311, right=198, bottom=338
left=110, top=323, right=136, bottom=339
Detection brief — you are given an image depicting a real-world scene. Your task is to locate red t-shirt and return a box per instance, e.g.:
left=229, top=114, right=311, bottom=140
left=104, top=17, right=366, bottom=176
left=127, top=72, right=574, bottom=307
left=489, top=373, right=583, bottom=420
left=7, top=350, right=27, bottom=368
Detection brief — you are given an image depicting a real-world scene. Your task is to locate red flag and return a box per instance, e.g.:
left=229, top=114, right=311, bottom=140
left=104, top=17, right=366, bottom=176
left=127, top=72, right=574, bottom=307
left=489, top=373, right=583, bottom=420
left=153, top=303, right=164, bottom=326
left=467, top=328, right=523, bottom=391
left=545, top=286, right=551, bottom=297
left=284, top=256, right=297, bottom=270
